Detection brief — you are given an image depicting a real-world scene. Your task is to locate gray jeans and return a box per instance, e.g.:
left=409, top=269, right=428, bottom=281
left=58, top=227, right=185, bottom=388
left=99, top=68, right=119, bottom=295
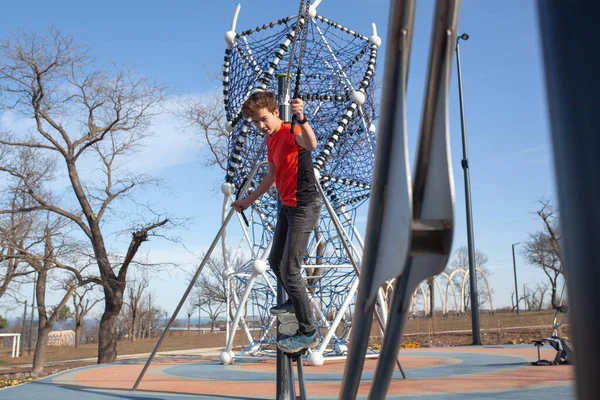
left=268, top=196, right=320, bottom=334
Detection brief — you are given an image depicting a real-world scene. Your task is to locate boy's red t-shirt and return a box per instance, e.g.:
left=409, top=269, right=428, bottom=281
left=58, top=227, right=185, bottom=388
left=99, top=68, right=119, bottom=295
left=267, top=122, right=318, bottom=207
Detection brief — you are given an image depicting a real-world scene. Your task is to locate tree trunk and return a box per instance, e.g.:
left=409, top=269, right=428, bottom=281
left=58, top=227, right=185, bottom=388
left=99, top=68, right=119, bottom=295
left=98, top=296, right=122, bottom=364
left=75, top=321, right=83, bottom=348
left=130, top=308, right=137, bottom=342
left=551, top=285, right=558, bottom=309
left=32, top=326, right=51, bottom=374
left=210, top=318, right=216, bottom=333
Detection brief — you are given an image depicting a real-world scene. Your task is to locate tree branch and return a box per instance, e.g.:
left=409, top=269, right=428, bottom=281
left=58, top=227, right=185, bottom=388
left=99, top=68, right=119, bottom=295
left=117, top=219, right=169, bottom=283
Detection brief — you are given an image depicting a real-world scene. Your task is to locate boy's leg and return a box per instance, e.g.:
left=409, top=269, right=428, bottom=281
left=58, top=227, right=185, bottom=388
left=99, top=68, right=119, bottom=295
left=268, top=206, right=292, bottom=312
left=280, top=197, right=321, bottom=335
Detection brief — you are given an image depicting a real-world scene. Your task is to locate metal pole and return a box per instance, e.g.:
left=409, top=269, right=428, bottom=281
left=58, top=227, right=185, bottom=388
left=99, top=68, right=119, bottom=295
left=148, top=293, right=152, bottom=338
left=456, top=33, right=480, bottom=345
left=20, top=300, right=27, bottom=356
left=278, top=74, right=292, bottom=122
left=132, top=165, right=263, bottom=390
left=276, top=74, right=290, bottom=400
left=537, top=3, right=600, bottom=399
left=512, top=242, right=520, bottom=315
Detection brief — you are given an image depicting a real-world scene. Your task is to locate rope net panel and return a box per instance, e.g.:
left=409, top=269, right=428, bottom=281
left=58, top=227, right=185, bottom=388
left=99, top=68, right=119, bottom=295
left=221, top=6, right=380, bottom=360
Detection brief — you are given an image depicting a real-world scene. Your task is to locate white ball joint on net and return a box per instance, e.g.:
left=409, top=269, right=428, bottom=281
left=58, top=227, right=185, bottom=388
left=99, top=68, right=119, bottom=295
left=221, top=182, right=235, bottom=196
left=222, top=267, right=235, bottom=280
left=308, top=0, right=322, bottom=20
left=351, top=90, right=366, bottom=105
left=369, top=23, right=382, bottom=48
left=219, top=350, right=235, bottom=365
left=225, top=3, right=242, bottom=47
left=307, top=351, right=325, bottom=366
left=252, top=259, right=268, bottom=274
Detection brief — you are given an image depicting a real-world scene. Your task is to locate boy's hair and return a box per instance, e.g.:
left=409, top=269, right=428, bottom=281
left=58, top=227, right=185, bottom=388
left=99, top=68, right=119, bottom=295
left=241, top=91, right=278, bottom=118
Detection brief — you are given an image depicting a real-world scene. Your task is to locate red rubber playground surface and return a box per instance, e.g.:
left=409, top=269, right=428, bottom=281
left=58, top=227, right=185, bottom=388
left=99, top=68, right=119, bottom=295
left=0, top=345, right=575, bottom=399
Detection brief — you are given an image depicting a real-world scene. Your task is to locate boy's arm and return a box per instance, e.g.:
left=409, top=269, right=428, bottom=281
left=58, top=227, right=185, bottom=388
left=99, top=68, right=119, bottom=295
left=246, top=163, right=276, bottom=203
left=290, top=98, right=317, bottom=150
left=295, top=121, right=318, bottom=151
left=232, top=163, right=276, bottom=211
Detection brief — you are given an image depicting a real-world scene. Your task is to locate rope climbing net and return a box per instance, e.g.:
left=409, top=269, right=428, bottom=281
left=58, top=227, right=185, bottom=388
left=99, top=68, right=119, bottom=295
left=219, top=1, right=382, bottom=363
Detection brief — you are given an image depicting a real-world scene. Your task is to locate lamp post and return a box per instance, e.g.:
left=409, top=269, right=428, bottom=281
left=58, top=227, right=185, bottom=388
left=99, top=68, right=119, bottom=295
left=456, top=32, right=481, bottom=345
left=512, top=242, right=521, bottom=315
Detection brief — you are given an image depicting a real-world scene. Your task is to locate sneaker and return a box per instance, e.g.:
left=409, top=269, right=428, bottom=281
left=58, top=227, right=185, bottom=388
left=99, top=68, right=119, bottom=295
left=270, top=299, right=295, bottom=316
left=278, top=331, right=319, bottom=353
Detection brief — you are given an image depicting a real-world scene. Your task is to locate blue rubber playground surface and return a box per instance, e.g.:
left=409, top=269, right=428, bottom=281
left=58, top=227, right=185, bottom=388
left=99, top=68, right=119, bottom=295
left=0, top=345, right=575, bottom=400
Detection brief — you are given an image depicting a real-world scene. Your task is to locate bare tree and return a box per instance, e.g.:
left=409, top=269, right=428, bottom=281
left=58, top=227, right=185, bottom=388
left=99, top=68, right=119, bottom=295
left=13, top=220, right=95, bottom=373
left=510, top=291, right=528, bottom=313
left=522, top=282, right=550, bottom=311
left=522, top=199, right=563, bottom=308
left=125, top=274, right=149, bottom=342
left=448, top=246, right=493, bottom=311
left=185, top=296, right=196, bottom=332
left=0, top=27, right=170, bottom=363
left=193, top=284, right=221, bottom=333
left=139, top=298, right=163, bottom=339
left=72, top=285, right=102, bottom=348
left=0, top=154, right=41, bottom=299
left=179, top=93, right=230, bottom=171
left=193, top=250, right=248, bottom=332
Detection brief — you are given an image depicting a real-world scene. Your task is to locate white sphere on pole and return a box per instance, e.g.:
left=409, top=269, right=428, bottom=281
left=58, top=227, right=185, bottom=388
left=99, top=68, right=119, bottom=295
left=253, top=259, right=268, bottom=274
left=221, top=182, right=235, bottom=196
left=369, top=34, right=382, bottom=47
left=307, top=351, right=324, bottom=366
left=351, top=90, right=366, bottom=106
left=225, top=31, right=237, bottom=46
left=223, top=268, right=234, bottom=279
left=220, top=350, right=235, bottom=365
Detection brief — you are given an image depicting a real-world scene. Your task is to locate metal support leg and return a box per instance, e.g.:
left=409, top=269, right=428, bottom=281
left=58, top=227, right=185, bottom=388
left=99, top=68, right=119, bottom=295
left=277, top=287, right=290, bottom=399
left=132, top=162, right=267, bottom=391
left=296, top=354, right=308, bottom=400
left=339, top=0, right=460, bottom=398
left=316, top=179, right=406, bottom=376
left=283, top=351, right=308, bottom=400
left=286, top=355, right=296, bottom=400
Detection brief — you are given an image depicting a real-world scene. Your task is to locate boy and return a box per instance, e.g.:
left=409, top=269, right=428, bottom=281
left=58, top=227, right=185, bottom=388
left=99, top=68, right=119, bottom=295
left=232, top=91, right=320, bottom=353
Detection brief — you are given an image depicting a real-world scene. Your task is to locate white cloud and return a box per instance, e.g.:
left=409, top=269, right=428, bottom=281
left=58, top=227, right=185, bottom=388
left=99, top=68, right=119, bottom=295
left=0, top=96, right=205, bottom=176
left=125, top=100, right=203, bottom=174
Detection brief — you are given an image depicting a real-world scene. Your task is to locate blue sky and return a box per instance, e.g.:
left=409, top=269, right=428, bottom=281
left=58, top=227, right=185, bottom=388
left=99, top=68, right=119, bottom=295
left=0, top=0, right=558, bottom=318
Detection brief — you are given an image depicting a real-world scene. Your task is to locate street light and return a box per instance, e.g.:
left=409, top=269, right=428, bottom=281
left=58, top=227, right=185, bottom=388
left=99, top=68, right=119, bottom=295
left=512, top=242, right=521, bottom=315
left=456, top=32, right=481, bottom=345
